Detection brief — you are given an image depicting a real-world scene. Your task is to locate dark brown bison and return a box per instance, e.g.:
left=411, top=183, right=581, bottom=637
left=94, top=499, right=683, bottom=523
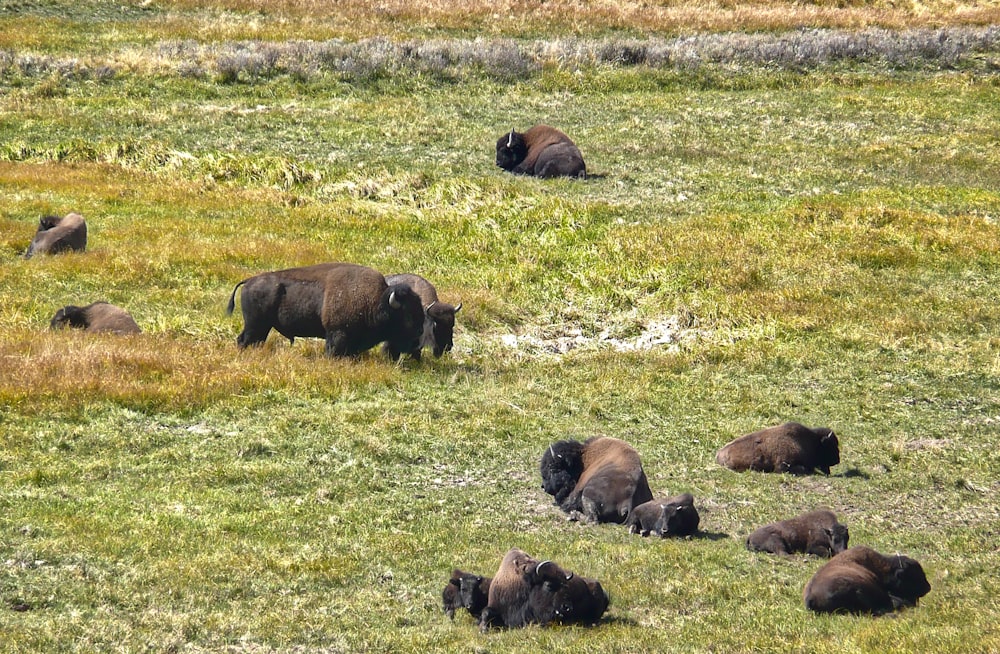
left=535, top=574, right=610, bottom=626
left=384, top=273, right=461, bottom=359
left=626, top=493, right=700, bottom=538
left=478, top=548, right=574, bottom=631
left=495, top=125, right=586, bottom=179
left=442, top=569, right=491, bottom=621
left=50, top=302, right=141, bottom=335
left=25, top=212, right=87, bottom=258
left=540, top=436, right=653, bottom=524
left=716, top=422, right=840, bottom=475
left=746, top=509, right=849, bottom=558
left=226, top=263, right=424, bottom=360
left=804, top=545, right=931, bottom=615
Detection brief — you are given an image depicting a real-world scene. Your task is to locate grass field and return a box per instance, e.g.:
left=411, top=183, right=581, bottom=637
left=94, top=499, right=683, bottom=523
left=2, top=2, right=1000, bottom=652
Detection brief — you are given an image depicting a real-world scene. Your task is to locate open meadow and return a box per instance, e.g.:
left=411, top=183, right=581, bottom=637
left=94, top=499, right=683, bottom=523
left=2, top=1, right=1000, bottom=652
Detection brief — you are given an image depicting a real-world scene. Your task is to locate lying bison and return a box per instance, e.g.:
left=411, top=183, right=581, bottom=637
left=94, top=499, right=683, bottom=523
left=746, top=509, right=849, bottom=557
left=442, top=569, right=491, bottom=621
left=25, top=212, right=87, bottom=258
left=50, top=302, right=141, bottom=335
left=804, top=545, right=931, bottom=615
left=540, top=436, right=653, bottom=524
left=716, top=422, right=840, bottom=475
left=384, top=273, right=461, bottom=359
left=226, top=263, right=424, bottom=359
left=626, top=493, right=700, bottom=538
left=478, top=548, right=608, bottom=631
left=495, top=125, right=586, bottom=179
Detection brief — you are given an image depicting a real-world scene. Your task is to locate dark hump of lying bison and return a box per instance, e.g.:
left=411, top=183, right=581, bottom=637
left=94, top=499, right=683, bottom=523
left=50, top=301, right=141, bottom=335
left=715, top=421, right=840, bottom=475
left=803, top=545, right=931, bottom=615
left=226, top=262, right=424, bottom=359
left=495, top=125, right=586, bottom=179
left=25, top=212, right=87, bottom=258
left=746, top=509, right=849, bottom=558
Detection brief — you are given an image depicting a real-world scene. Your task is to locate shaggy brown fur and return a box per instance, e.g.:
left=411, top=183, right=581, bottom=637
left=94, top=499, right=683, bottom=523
left=25, top=212, right=87, bottom=258
left=495, top=125, right=586, bottom=178
left=226, top=263, right=424, bottom=359
left=626, top=493, right=700, bottom=538
left=384, top=273, right=461, bottom=358
left=50, top=302, right=140, bottom=335
left=746, top=509, right=849, bottom=557
left=804, top=545, right=931, bottom=614
left=715, top=421, right=840, bottom=475
left=479, top=548, right=573, bottom=631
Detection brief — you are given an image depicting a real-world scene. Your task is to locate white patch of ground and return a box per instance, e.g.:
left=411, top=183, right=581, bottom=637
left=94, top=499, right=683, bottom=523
left=498, top=314, right=712, bottom=356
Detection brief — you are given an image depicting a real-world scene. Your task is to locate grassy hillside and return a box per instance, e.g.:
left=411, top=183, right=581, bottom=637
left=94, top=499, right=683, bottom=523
left=2, top=2, right=1000, bottom=652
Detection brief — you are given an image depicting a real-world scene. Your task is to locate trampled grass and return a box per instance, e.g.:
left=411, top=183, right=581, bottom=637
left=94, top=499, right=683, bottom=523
left=1, top=2, right=1000, bottom=653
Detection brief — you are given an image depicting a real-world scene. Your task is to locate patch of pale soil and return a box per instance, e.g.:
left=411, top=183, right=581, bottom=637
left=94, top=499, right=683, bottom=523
left=499, top=314, right=711, bottom=356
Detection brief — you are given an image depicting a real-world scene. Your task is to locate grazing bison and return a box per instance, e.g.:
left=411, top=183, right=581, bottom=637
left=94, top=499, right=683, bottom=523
left=495, top=125, right=586, bottom=179
left=540, top=436, right=653, bottom=524
left=626, top=493, right=700, bottom=538
left=25, top=212, right=87, bottom=258
left=384, top=273, right=462, bottom=359
left=226, top=263, right=424, bottom=360
left=50, top=302, right=141, bottom=335
left=746, top=509, right=849, bottom=558
left=442, top=569, right=491, bottom=620
left=715, top=422, right=840, bottom=475
left=804, top=545, right=931, bottom=615
left=478, top=548, right=575, bottom=631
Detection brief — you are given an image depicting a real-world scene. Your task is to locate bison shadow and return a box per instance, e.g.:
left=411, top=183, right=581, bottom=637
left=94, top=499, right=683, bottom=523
left=689, top=530, right=730, bottom=542
left=835, top=468, right=871, bottom=479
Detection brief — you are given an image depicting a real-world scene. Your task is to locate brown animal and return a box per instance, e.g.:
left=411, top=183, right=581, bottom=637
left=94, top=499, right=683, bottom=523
left=384, top=273, right=461, bottom=358
left=25, top=212, right=87, bottom=258
left=538, top=574, right=610, bottom=626
left=495, top=125, right=586, bottom=178
left=804, top=546, right=931, bottom=614
left=746, top=509, right=849, bottom=558
left=478, top=548, right=574, bottom=631
left=626, top=493, right=700, bottom=538
left=226, top=263, right=424, bottom=359
left=442, top=569, right=491, bottom=620
left=50, top=302, right=140, bottom=335
left=715, top=422, right=840, bottom=475
left=540, top=436, right=654, bottom=524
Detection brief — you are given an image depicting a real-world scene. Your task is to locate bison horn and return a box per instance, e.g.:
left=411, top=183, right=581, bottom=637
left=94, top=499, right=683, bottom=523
left=425, top=300, right=437, bottom=313
left=507, top=129, right=515, bottom=148
left=388, top=290, right=402, bottom=309
left=454, top=302, right=462, bottom=313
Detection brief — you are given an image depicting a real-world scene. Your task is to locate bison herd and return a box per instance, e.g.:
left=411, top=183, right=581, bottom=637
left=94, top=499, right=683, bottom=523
left=24, top=126, right=932, bottom=632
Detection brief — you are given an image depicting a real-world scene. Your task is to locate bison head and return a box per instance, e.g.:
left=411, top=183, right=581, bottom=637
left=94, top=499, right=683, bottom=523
left=815, top=428, right=840, bottom=474
left=50, top=305, right=86, bottom=330
left=496, top=128, right=527, bottom=171
left=425, top=301, right=461, bottom=357
left=539, top=440, right=585, bottom=505
left=886, top=555, right=931, bottom=608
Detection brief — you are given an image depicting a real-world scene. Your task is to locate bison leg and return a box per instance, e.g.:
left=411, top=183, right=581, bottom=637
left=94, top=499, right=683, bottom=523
left=325, top=331, right=354, bottom=357
left=237, top=326, right=271, bottom=349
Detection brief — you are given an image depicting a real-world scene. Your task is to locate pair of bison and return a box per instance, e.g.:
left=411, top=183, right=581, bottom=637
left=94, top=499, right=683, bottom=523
left=442, top=548, right=609, bottom=631
left=226, top=263, right=460, bottom=361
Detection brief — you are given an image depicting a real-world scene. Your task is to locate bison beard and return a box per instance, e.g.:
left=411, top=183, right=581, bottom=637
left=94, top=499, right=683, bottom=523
left=495, top=125, right=586, bottom=179
left=226, top=263, right=424, bottom=359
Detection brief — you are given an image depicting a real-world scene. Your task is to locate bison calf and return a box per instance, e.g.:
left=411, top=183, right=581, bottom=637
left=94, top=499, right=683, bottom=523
left=50, top=302, right=141, bottom=335
left=626, top=493, right=700, bottom=538
left=804, top=545, right=931, bottom=615
left=540, top=436, right=653, bottom=524
left=25, top=212, right=87, bottom=258
left=442, top=569, right=491, bottom=620
left=716, top=422, right=840, bottom=475
left=495, top=125, right=586, bottom=179
left=227, top=263, right=424, bottom=359
left=384, top=273, right=461, bottom=359
left=746, top=509, right=848, bottom=558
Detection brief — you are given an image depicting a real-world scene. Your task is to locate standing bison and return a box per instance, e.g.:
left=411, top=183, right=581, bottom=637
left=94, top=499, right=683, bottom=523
left=50, top=302, right=141, bottom=335
left=495, top=125, right=586, bottom=179
left=25, top=212, right=87, bottom=258
left=716, top=422, right=840, bottom=475
left=384, top=273, right=461, bottom=359
left=626, top=493, right=700, bottom=538
left=746, top=509, right=849, bottom=557
left=226, top=263, right=424, bottom=359
left=804, top=545, right=931, bottom=615
left=540, top=436, right=653, bottom=524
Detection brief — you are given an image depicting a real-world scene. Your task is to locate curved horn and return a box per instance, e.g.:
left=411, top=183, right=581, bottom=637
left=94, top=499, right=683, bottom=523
left=536, top=560, right=573, bottom=580
left=549, top=444, right=556, bottom=458
left=507, top=129, right=515, bottom=148
left=454, top=302, right=462, bottom=313
left=388, top=290, right=401, bottom=309
left=425, top=300, right=437, bottom=312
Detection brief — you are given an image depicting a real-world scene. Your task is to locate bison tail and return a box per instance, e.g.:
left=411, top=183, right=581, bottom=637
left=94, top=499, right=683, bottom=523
left=226, top=280, right=246, bottom=315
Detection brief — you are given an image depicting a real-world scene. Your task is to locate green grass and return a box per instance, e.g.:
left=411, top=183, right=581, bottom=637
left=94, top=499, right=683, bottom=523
left=2, top=3, right=1000, bottom=652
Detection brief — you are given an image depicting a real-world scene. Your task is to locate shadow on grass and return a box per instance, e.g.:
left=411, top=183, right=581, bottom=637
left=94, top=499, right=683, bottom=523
left=836, top=468, right=871, bottom=479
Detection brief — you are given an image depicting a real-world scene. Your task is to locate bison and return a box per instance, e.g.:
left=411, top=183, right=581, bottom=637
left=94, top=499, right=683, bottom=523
left=25, top=212, right=87, bottom=258
left=804, top=545, right=931, bottom=615
left=442, top=569, right=491, bottom=620
left=539, top=574, right=610, bottom=626
left=478, top=548, right=575, bottom=631
left=626, top=493, right=700, bottom=538
left=384, top=273, right=461, bottom=359
left=746, top=509, right=849, bottom=558
left=540, top=436, right=653, bottom=524
left=495, top=125, right=586, bottom=179
left=715, top=422, right=840, bottom=475
left=50, top=302, right=141, bottom=335
left=226, top=263, right=424, bottom=360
